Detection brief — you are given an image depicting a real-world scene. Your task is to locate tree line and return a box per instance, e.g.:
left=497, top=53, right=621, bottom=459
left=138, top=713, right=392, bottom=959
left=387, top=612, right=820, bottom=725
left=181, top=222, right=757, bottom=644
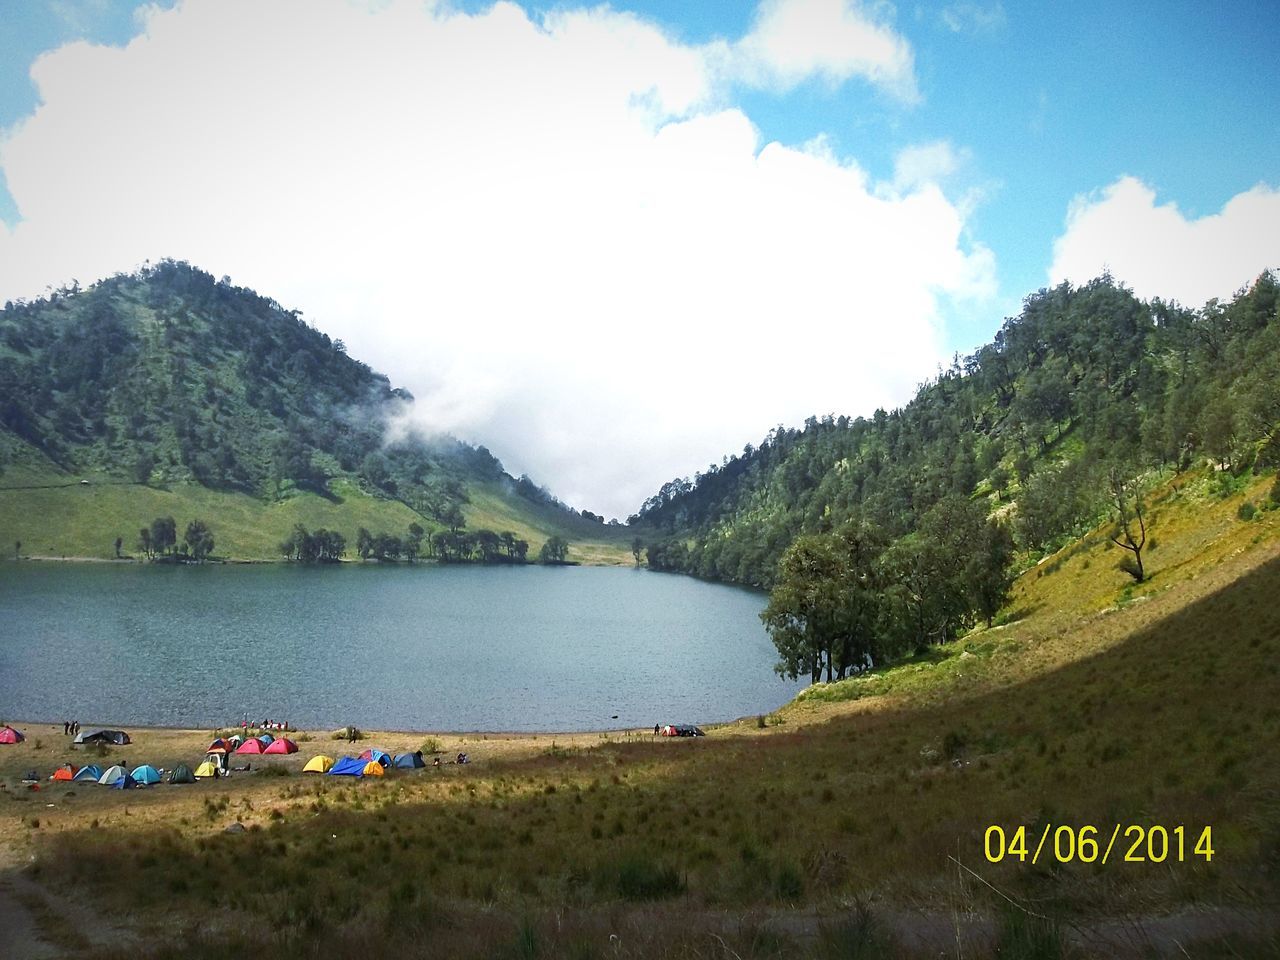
left=137, top=516, right=215, bottom=562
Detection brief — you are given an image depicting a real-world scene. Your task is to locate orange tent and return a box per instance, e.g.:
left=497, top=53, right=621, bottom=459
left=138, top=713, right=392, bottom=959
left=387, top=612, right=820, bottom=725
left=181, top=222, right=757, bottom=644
left=51, top=766, right=77, bottom=781
left=361, top=761, right=385, bottom=777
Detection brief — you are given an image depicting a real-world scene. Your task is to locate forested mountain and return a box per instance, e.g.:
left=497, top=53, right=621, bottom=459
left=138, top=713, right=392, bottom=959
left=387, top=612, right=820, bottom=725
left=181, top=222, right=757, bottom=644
left=0, top=260, right=618, bottom=559
left=635, top=273, right=1279, bottom=675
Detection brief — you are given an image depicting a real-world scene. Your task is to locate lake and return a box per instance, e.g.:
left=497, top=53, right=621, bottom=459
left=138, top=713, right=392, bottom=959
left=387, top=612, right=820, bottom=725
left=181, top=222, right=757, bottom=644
left=0, top=562, right=802, bottom=731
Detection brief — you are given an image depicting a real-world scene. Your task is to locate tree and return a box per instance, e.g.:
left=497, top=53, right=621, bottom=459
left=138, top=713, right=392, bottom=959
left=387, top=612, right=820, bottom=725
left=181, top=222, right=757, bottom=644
left=1107, top=465, right=1147, bottom=583
left=138, top=527, right=152, bottom=559
left=406, top=522, right=425, bottom=563
left=114, top=536, right=123, bottom=559
left=761, top=521, right=888, bottom=683
left=540, top=535, right=570, bottom=564
left=183, top=519, right=215, bottom=561
left=631, top=536, right=644, bottom=567
left=356, top=527, right=374, bottom=560
left=150, top=516, right=177, bottom=558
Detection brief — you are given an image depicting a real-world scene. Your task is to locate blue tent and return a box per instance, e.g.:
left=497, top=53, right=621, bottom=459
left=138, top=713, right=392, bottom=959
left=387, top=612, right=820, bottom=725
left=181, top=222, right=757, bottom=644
left=257, top=734, right=275, bottom=745
left=393, top=752, right=425, bottom=769
left=71, top=764, right=102, bottom=782
left=112, top=773, right=139, bottom=790
left=131, top=765, right=162, bottom=785
left=327, top=756, right=368, bottom=777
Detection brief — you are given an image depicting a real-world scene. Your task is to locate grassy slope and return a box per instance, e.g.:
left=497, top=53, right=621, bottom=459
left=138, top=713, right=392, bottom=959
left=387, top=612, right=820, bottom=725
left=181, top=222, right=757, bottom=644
left=0, top=441, right=631, bottom=564
left=2, top=469, right=1278, bottom=958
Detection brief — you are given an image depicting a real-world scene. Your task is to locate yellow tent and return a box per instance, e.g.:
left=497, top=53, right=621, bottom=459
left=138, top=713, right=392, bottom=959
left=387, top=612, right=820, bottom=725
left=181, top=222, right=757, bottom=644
left=361, top=760, right=385, bottom=777
left=194, top=761, right=220, bottom=779
left=303, top=755, right=335, bottom=773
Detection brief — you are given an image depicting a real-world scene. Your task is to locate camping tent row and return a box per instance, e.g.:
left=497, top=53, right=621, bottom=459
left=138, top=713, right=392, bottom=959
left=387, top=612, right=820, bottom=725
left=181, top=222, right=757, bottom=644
left=54, top=763, right=195, bottom=787
left=207, top=735, right=298, bottom=756
left=304, top=750, right=426, bottom=777
left=0, top=725, right=24, bottom=744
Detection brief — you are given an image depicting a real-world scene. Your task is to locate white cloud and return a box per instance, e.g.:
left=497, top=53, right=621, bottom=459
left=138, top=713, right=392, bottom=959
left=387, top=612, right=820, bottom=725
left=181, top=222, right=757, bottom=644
left=728, top=0, right=918, bottom=102
left=938, top=2, right=1006, bottom=36
left=1050, top=176, right=1280, bottom=307
left=889, top=140, right=963, bottom=192
left=0, top=0, right=990, bottom=517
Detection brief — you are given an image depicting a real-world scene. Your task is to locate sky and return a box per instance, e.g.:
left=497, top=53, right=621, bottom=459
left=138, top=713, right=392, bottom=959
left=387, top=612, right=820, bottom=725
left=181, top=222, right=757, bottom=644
left=0, top=1, right=1277, bottom=518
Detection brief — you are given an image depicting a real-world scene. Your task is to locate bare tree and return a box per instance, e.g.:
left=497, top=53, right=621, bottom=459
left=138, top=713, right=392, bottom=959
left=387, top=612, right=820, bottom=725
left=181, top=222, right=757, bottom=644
left=1108, top=466, right=1147, bottom=583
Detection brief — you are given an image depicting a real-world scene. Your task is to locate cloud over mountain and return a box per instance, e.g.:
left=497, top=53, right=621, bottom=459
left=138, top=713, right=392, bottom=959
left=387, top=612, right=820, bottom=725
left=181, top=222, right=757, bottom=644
left=0, top=0, right=992, bottom=517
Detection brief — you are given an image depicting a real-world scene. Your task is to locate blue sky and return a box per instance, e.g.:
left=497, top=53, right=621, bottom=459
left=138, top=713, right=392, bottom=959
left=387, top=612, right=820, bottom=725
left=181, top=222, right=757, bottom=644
left=0, top=1, right=1277, bottom=514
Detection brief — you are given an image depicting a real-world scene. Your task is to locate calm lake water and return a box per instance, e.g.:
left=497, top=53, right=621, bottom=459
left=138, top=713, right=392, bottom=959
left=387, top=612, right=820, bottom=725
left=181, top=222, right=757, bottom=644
left=0, top=563, right=802, bottom=731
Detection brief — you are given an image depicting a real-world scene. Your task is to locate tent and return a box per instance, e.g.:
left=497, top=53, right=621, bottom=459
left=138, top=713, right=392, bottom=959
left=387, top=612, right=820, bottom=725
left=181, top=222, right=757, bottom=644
left=227, top=735, right=244, bottom=748
left=193, top=761, right=220, bottom=779
left=52, top=766, right=77, bottom=782
left=327, top=756, right=368, bottom=777
left=75, top=729, right=130, bottom=745
left=97, top=764, right=128, bottom=785
left=263, top=738, right=297, bottom=755
left=207, top=738, right=231, bottom=754
left=72, top=764, right=102, bottom=782
left=112, top=773, right=139, bottom=790
left=359, top=748, right=391, bottom=766
left=0, top=725, right=23, bottom=744
left=235, top=738, right=265, bottom=754
left=303, top=755, right=335, bottom=773
left=361, top=760, right=386, bottom=777
left=168, top=764, right=196, bottom=784
left=257, top=734, right=275, bottom=746
left=393, top=752, right=425, bottom=769
left=131, top=765, right=162, bottom=785
left=659, top=724, right=705, bottom=737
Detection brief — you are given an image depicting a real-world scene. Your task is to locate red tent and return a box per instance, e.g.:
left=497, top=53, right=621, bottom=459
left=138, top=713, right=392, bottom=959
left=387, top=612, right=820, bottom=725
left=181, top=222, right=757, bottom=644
left=263, top=738, right=297, bottom=755
left=235, top=738, right=265, bottom=754
left=0, top=726, right=24, bottom=744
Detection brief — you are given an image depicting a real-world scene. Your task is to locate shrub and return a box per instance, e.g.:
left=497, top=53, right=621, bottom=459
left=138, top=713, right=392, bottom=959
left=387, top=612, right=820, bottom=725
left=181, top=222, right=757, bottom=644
left=815, top=900, right=890, bottom=959
left=1238, top=501, right=1257, bottom=521
left=772, top=861, right=804, bottom=901
left=994, top=906, right=1068, bottom=959
left=420, top=737, right=443, bottom=754
left=604, top=854, right=684, bottom=900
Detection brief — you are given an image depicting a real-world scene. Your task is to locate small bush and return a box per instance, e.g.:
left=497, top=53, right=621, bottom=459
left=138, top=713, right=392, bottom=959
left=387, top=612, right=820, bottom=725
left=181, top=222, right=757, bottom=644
left=772, top=861, right=804, bottom=901
left=1238, top=501, right=1257, bottom=521
left=815, top=900, right=891, bottom=959
left=331, top=726, right=363, bottom=741
left=260, top=765, right=290, bottom=777
left=756, top=714, right=767, bottom=729
left=420, top=737, right=442, bottom=754
left=604, top=854, right=684, bottom=900
left=995, top=905, right=1069, bottom=959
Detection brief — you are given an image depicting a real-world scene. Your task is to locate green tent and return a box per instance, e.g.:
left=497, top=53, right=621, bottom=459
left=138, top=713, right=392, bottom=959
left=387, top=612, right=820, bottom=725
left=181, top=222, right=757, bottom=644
left=167, top=764, right=196, bottom=784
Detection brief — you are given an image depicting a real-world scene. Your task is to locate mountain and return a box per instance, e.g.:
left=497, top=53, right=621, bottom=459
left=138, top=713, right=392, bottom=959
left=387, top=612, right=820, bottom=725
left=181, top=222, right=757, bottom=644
left=634, top=273, right=1280, bottom=591
left=0, top=260, right=629, bottom=562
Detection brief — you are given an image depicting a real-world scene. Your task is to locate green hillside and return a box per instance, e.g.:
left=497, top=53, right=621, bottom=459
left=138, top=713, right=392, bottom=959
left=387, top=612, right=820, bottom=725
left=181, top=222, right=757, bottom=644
left=0, top=262, right=630, bottom=563
left=633, top=273, right=1280, bottom=681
